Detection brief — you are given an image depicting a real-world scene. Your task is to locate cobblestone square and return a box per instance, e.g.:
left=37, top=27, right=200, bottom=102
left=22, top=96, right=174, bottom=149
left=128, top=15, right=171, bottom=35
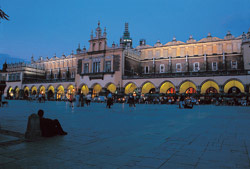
left=0, top=100, right=250, bottom=169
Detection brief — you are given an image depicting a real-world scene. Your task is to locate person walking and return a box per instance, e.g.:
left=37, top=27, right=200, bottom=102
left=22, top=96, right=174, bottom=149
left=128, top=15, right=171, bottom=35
left=86, top=94, right=91, bottom=106
left=107, top=92, right=113, bottom=108
left=69, top=94, right=73, bottom=107
left=80, top=93, right=85, bottom=107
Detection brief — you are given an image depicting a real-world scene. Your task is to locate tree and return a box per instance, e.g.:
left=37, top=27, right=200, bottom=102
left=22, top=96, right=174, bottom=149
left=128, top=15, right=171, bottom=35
left=0, top=9, right=9, bottom=22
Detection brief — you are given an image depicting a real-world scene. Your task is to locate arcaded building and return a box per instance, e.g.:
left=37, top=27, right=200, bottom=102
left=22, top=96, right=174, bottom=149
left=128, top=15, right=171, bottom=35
left=2, top=22, right=250, bottom=99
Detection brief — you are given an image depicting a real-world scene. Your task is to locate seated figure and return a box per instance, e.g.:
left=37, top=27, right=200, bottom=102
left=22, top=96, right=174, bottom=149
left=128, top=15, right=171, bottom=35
left=37, top=109, right=67, bottom=137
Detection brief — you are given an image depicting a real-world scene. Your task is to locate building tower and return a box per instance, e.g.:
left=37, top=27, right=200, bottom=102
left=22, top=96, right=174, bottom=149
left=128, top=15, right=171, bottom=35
left=120, top=22, right=133, bottom=48
left=88, top=21, right=107, bottom=52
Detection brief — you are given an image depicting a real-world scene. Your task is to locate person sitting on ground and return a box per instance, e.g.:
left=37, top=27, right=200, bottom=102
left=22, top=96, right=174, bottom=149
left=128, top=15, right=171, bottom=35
left=37, top=109, right=67, bottom=137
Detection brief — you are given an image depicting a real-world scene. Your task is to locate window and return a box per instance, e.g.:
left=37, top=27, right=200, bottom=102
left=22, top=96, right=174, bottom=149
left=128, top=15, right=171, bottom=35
left=16, top=73, right=20, bottom=80
left=155, top=50, right=160, bottom=57
left=71, top=72, right=75, bottom=78
left=8, top=74, right=12, bottom=81
left=144, top=66, right=149, bottom=74
left=231, top=61, right=237, bottom=69
left=212, top=62, right=218, bottom=71
left=84, top=63, right=89, bottom=73
left=148, top=51, right=153, bottom=59
left=93, top=62, right=100, bottom=73
left=105, top=61, right=111, bottom=72
left=193, top=62, right=200, bottom=71
left=54, top=74, right=57, bottom=79
left=176, top=63, right=182, bottom=72
left=64, top=61, right=68, bottom=68
left=62, top=72, right=66, bottom=79
left=160, top=64, right=165, bottom=73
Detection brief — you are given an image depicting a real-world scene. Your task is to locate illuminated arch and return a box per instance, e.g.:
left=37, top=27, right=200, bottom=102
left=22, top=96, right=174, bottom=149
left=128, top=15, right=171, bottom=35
left=47, top=85, right=55, bottom=99
left=92, top=84, right=102, bottom=97
left=8, top=87, right=14, bottom=97
left=66, top=85, right=75, bottom=99
left=224, top=80, right=244, bottom=93
left=24, top=86, right=29, bottom=97
left=31, top=86, right=37, bottom=95
left=48, top=85, right=55, bottom=93
left=56, top=85, right=65, bottom=99
left=124, top=82, right=137, bottom=95
left=106, top=83, right=116, bottom=93
left=141, top=82, right=156, bottom=94
left=179, top=81, right=197, bottom=94
left=14, top=87, right=19, bottom=98
left=81, top=84, right=89, bottom=96
left=201, top=80, right=219, bottom=94
left=39, top=86, right=46, bottom=94
left=160, top=81, right=175, bottom=94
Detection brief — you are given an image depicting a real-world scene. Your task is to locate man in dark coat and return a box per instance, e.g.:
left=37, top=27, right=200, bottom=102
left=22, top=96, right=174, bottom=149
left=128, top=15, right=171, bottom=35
left=38, top=109, right=67, bottom=137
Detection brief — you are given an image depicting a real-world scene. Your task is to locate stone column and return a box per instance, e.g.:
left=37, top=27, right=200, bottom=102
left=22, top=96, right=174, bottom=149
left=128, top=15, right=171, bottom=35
left=64, top=89, right=68, bottom=99
left=45, top=89, right=48, bottom=100
left=54, top=90, right=58, bottom=100
left=29, top=89, right=32, bottom=97
left=219, top=85, right=224, bottom=94
left=197, top=85, right=201, bottom=94
left=155, top=87, right=160, bottom=94
left=245, top=84, right=249, bottom=93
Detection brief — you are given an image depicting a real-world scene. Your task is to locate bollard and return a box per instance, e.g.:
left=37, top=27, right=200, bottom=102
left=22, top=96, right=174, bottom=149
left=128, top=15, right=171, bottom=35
left=25, top=113, right=41, bottom=141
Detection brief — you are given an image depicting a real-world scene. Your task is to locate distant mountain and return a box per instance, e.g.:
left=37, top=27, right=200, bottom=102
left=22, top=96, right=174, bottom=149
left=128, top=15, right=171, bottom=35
left=0, top=53, right=26, bottom=69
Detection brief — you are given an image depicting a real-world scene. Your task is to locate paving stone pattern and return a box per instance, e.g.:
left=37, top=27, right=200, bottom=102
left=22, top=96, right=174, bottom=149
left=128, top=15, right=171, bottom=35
left=0, top=100, right=250, bottom=169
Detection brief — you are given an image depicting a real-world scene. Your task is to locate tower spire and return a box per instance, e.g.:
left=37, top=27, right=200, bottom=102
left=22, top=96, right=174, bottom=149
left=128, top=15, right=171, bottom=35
left=120, top=22, right=133, bottom=48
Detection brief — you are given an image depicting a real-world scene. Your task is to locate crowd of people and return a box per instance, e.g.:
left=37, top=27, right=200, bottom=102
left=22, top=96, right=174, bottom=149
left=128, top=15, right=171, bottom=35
left=1, top=90, right=250, bottom=108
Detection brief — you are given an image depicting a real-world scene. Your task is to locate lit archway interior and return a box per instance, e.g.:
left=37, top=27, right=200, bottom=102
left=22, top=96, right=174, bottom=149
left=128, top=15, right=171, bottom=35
left=167, top=87, right=176, bottom=94
left=206, top=87, right=218, bottom=94
left=66, top=85, right=75, bottom=99
left=31, top=86, right=37, bottom=95
left=179, top=81, right=197, bottom=94
left=81, top=85, right=89, bottom=96
left=93, top=84, right=102, bottom=97
left=48, top=86, right=55, bottom=93
left=141, top=82, right=156, bottom=94
left=15, top=87, right=19, bottom=98
left=201, top=81, right=219, bottom=94
left=160, top=82, right=175, bottom=94
left=107, top=83, right=116, bottom=93
left=224, top=80, right=244, bottom=93
left=24, top=86, right=29, bottom=96
left=186, top=88, right=196, bottom=94
left=8, top=87, right=14, bottom=97
left=124, top=83, right=137, bottom=95
left=57, top=85, right=65, bottom=99
left=39, top=86, right=46, bottom=94
left=47, top=86, right=55, bottom=99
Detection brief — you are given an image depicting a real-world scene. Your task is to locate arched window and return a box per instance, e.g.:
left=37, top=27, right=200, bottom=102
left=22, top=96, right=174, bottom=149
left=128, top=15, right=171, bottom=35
left=93, top=43, right=96, bottom=51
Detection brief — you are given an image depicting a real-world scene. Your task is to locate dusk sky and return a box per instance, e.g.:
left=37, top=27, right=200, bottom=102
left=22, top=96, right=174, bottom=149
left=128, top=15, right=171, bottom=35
left=0, top=0, right=250, bottom=62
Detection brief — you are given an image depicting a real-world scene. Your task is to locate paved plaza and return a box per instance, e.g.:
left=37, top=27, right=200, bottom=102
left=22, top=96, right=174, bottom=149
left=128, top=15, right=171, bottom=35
left=0, top=100, right=250, bottom=169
